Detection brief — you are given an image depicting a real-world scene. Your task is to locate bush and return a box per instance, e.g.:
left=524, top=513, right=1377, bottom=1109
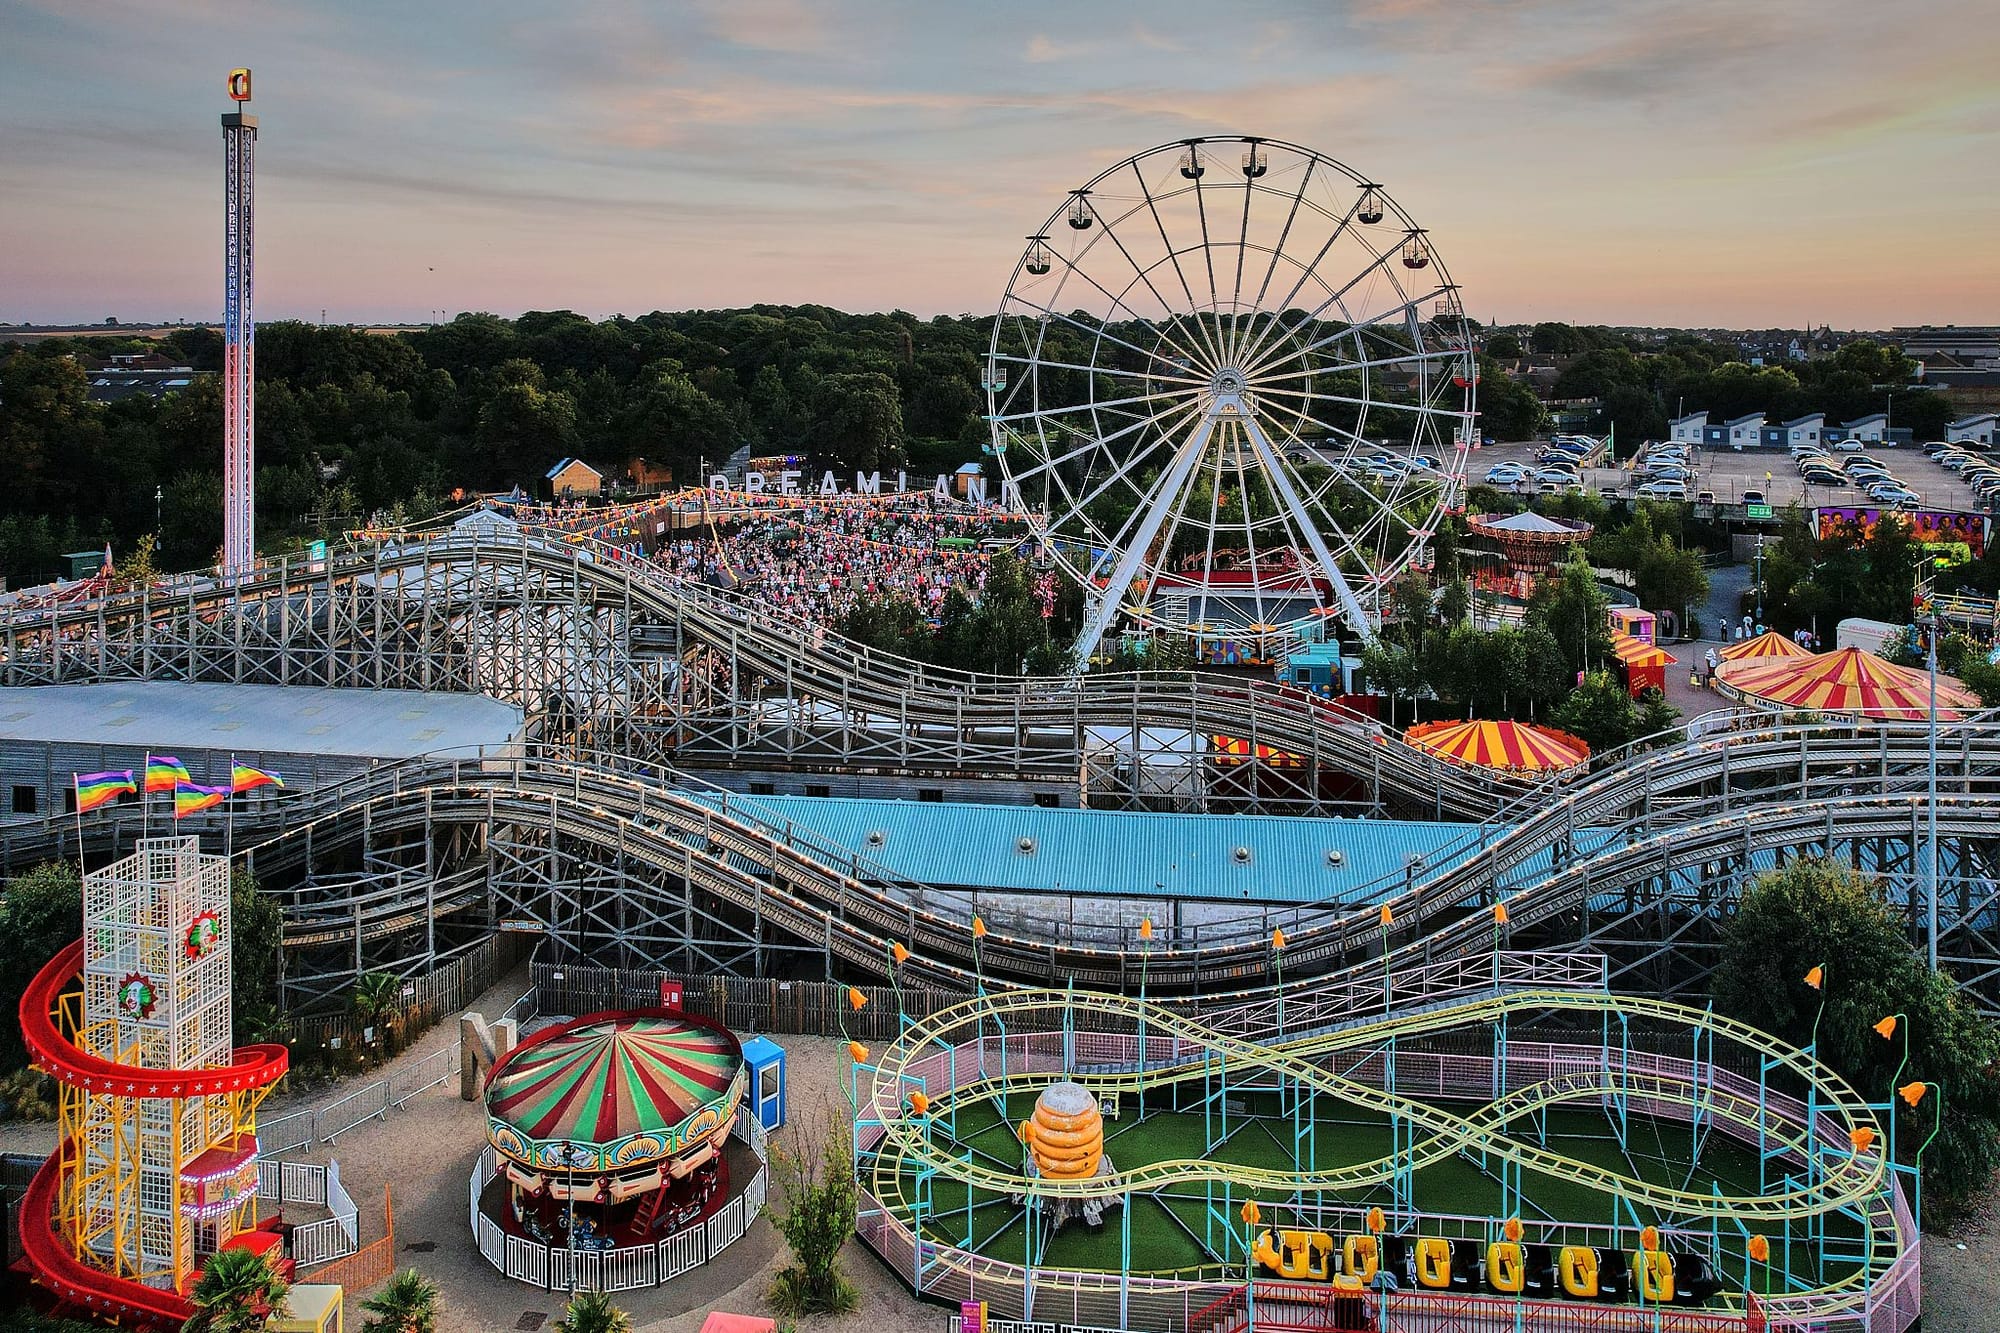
left=768, top=1095, right=861, bottom=1316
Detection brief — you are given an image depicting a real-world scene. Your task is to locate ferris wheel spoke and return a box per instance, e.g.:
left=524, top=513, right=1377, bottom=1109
left=1251, top=384, right=1467, bottom=424
left=1246, top=283, right=1452, bottom=381
left=1130, top=160, right=1227, bottom=369
left=1036, top=227, right=1217, bottom=375
left=1189, top=167, right=1232, bottom=369
left=1239, top=416, right=1371, bottom=637
left=988, top=352, right=1206, bottom=390
left=1241, top=158, right=1317, bottom=365
left=1233, top=189, right=1368, bottom=371
left=991, top=384, right=1198, bottom=425
left=1249, top=347, right=1461, bottom=391
left=1241, top=254, right=1429, bottom=380
left=1083, top=202, right=1222, bottom=375
left=1001, top=294, right=1217, bottom=387
left=1042, top=397, right=1211, bottom=528
left=1071, top=410, right=1225, bottom=657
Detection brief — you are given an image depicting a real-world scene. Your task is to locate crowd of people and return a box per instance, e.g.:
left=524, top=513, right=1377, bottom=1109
left=647, top=495, right=1028, bottom=629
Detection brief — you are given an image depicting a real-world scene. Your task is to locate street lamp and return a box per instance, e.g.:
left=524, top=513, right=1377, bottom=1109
left=1924, top=614, right=1939, bottom=970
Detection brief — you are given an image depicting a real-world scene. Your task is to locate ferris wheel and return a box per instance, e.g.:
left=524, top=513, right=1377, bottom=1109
left=986, top=135, right=1477, bottom=659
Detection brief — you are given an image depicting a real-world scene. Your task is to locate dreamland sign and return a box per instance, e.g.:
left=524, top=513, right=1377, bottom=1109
left=707, top=469, right=1020, bottom=508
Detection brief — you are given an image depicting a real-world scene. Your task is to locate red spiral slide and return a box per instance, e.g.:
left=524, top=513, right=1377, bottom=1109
left=17, top=940, right=289, bottom=1327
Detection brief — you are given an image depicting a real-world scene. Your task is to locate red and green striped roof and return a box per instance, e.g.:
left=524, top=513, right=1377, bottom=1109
left=486, top=1013, right=744, bottom=1172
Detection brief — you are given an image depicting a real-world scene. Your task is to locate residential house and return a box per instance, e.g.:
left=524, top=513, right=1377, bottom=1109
left=1668, top=411, right=1707, bottom=445
left=1947, top=413, right=1998, bottom=448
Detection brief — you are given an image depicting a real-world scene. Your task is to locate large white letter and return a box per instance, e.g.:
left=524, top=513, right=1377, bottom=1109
left=1000, top=480, right=1022, bottom=511
left=818, top=471, right=839, bottom=496
left=933, top=473, right=950, bottom=497
left=963, top=477, right=987, bottom=505
left=707, top=473, right=729, bottom=491
left=744, top=471, right=766, bottom=493
left=780, top=470, right=802, bottom=495
left=855, top=471, right=882, bottom=495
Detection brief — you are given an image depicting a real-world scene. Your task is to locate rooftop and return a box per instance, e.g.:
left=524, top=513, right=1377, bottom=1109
left=710, top=793, right=1547, bottom=905
left=0, top=682, right=523, bottom=759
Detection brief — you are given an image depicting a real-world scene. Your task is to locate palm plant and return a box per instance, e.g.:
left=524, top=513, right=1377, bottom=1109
left=360, top=1267, right=441, bottom=1333
left=182, top=1246, right=289, bottom=1333
left=555, top=1289, right=631, bottom=1333
left=350, top=970, right=403, bottom=1041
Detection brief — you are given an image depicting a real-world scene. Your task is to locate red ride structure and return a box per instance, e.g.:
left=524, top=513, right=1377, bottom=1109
left=16, top=840, right=289, bottom=1328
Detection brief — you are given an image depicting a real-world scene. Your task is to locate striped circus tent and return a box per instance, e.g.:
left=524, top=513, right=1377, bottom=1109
left=1715, top=646, right=1979, bottom=721
left=1720, top=630, right=1815, bottom=662
left=1404, top=719, right=1591, bottom=774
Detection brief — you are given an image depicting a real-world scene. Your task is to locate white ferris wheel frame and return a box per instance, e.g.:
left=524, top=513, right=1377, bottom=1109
left=986, top=135, right=1477, bottom=661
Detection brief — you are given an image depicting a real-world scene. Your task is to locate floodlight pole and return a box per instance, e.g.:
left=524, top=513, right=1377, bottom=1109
left=1925, top=615, right=1939, bottom=971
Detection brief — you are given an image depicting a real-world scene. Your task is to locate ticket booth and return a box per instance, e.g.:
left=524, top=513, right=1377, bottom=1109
left=740, top=1036, right=787, bottom=1132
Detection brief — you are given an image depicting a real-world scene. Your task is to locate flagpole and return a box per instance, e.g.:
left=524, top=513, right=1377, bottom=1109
left=73, top=775, right=85, bottom=870
left=226, top=753, right=235, bottom=860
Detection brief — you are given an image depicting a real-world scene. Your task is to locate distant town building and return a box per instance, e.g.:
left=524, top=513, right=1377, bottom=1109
left=1761, top=414, right=1824, bottom=449
left=1705, top=413, right=1764, bottom=450
left=74, top=351, right=202, bottom=404
left=546, top=457, right=603, bottom=498
left=1668, top=411, right=1707, bottom=445
left=1948, top=413, right=1998, bottom=447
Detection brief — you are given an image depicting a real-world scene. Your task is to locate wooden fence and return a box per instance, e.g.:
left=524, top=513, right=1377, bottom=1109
left=530, top=962, right=962, bottom=1039
left=289, top=932, right=528, bottom=1059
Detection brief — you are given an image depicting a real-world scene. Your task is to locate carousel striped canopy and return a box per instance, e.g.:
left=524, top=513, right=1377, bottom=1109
left=1715, top=646, right=1979, bottom=720
left=486, top=1014, right=743, bottom=1172
left=1720, top=631, right=1814, bottom=662
left=1404, top=719, right=1591, bottom=774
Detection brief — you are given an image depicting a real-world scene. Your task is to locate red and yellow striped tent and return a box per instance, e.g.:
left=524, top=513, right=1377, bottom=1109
left=1404, top=719, right=1591, bottom=774
left=1720, top=630, right=1814, bottom=662
left=1715, top=646, right=1979, bottom=720
left=1610, top=632, right=1677, bottom=698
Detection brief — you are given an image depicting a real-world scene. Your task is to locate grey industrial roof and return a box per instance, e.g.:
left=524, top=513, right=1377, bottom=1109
left=0, top=682, right=523, bottom=759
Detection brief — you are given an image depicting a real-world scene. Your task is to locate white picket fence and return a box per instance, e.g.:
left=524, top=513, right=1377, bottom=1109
left=469, top=1113, right=769, bottom=1293
left=258, top=1157, right=360, bottom=1267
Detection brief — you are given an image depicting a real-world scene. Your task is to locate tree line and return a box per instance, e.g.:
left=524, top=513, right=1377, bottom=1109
left=0, top=307, right=999, bottom=587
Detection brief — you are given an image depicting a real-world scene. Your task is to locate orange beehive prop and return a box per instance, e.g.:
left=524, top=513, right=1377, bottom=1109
left=1020, top=1082, right=1104, bottom=1181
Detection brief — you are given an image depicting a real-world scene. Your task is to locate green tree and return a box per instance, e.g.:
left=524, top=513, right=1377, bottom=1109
left=230, top=867, right=285, bottom=1043
left=0, top=861, right=83, bottom=1067
left=1549, top=669, right=1635, bottom=754
left=182, top=1244, right=289, bottom=1333
left=1526, top=554, right=1613, bottom=678
left=1482, top=332, right=1523, bottom=360
left=768, top=1096, right=861, bottom=1315
left=808, top=371, right=905, bottom=473
left=554, top=1291, right=630, bottom=1333
left=360, top=1268, right=440, bottom=1333
left=1713, top=859, right=2000, bottom=1226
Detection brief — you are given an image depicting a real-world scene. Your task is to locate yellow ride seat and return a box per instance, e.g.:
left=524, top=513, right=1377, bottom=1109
left=1486, top=1241, right=1524, bottom=1295
left=1414, top=1237, right=1452, bottom=1291
left=1633, top=1249, right=1674, bottom=1304
left=1252, top=1229, right=1282, bottom=1276
left=1559, top=1245, right=1599, bottom=1299
left=1342, top=1233, right=1379, bottom=1283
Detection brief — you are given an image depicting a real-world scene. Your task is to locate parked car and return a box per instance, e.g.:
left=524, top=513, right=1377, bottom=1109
left=1833, top=438, right=1868, bottom=451
left=1533, top=466, right=1582, bottom=484
left=1802, top=468, right=1849, bottom=486
left=1696, top=490, right=1717, bottom=505
left=1636, top=480, right=1688, bottom=499
left=1483, top=463, right=1526, bottom=484
left=1741, top=489, right=1766, bottom=505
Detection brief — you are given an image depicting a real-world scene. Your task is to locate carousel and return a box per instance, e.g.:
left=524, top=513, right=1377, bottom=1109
left=1465, top=510, right=1593, bottom=601
left=482, top=1010, right=748, bottom=1255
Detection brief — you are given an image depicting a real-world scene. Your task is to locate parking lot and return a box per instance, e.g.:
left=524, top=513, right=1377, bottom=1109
left=1467, top=440, right=1987, bottom=513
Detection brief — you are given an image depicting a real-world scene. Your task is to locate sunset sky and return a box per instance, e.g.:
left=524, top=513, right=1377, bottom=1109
left=2, top=0, right=1995, bottom=329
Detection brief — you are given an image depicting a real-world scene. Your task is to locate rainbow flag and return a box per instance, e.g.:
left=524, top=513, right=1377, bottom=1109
left=230, top=764, right=284, bottom=794
left=173, top=782, right=232, bottom=819
left=144, top=755, right=191, bottom=794
left=75, top=770, right=137, bottom=814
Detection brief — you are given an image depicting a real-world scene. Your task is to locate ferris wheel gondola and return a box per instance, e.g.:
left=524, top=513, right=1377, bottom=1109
left=986, top=135, right=1477, bottom=660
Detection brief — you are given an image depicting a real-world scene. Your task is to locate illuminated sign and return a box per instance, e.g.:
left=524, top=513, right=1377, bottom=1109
left=227, top=68, right=253, bottom=102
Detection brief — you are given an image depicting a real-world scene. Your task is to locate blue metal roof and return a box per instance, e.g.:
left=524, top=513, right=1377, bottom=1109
left=708, top=795, right=1528, bottom=906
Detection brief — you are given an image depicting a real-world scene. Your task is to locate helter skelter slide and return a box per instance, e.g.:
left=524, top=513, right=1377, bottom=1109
left=17, top=839, right=288, bottom=1328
